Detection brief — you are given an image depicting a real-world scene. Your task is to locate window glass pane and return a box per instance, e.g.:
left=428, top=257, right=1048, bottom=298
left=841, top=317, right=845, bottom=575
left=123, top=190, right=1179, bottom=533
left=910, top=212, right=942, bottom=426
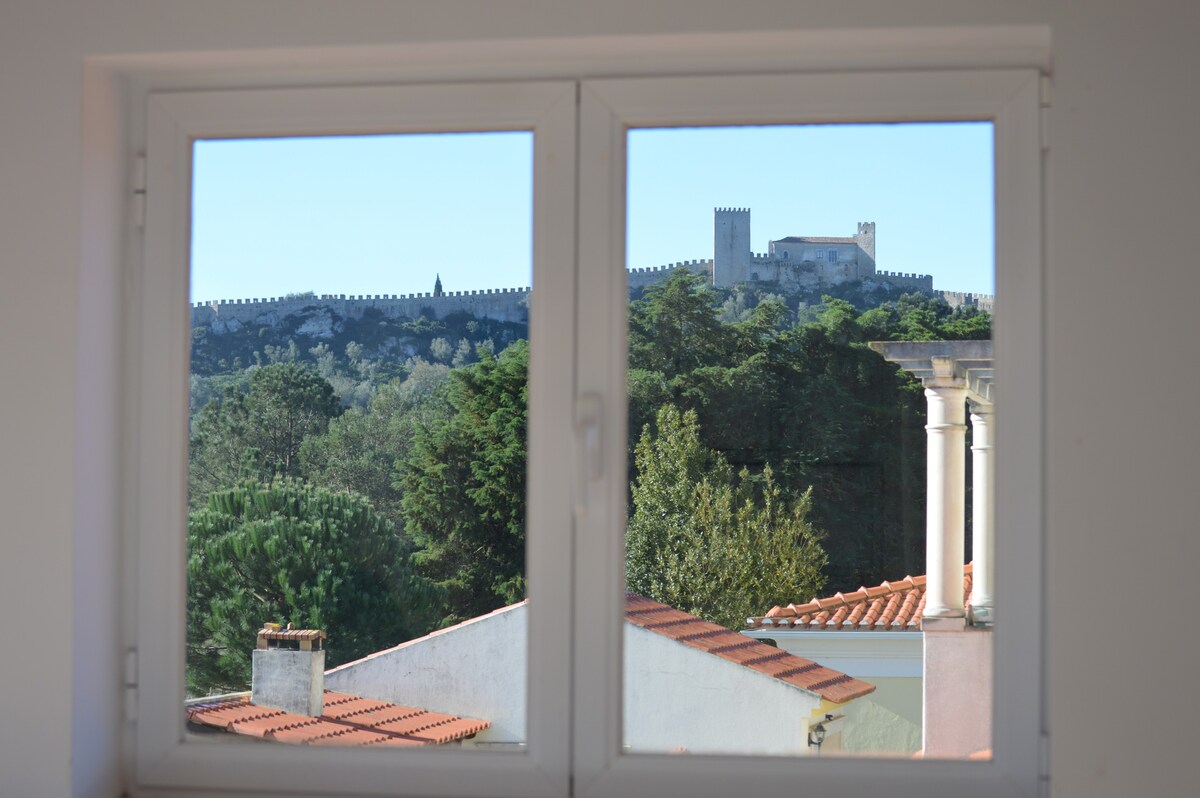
left=622, top=123, right=995, bottom=758
left=186, top=132, right=532, bottom=751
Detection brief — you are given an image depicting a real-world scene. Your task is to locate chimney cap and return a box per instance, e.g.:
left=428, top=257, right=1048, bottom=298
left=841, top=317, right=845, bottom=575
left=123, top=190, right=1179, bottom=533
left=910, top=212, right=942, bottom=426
left=257, top=623, right=326, bottom=650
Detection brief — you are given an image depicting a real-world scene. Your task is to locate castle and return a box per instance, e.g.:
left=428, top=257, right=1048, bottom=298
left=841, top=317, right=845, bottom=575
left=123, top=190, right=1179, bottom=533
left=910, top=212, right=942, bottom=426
left=191, top=209, right=993, bottom=333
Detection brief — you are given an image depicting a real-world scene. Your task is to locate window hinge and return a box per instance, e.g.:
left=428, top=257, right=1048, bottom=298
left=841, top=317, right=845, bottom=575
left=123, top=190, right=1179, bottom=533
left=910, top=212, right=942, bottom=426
left=123, top=647, right=138, bottom=723
left=1038, top=729, right=1051, bottom=796
left=132, top=154, right=147, bottom=228
left=1039, top=75, right=1053, bottom=152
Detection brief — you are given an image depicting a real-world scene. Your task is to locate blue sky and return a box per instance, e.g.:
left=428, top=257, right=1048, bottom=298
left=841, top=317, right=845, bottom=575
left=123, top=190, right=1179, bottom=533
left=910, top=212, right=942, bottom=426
left=190, top=122, right=993, bottom=302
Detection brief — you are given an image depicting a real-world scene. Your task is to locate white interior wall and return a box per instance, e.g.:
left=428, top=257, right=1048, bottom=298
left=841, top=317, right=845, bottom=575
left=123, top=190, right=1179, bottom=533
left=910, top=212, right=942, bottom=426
left=2, top=2, right=1198, bottom=796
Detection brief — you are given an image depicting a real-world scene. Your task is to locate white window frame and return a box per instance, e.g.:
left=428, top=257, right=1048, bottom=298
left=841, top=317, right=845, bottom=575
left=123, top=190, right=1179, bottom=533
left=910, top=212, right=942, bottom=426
left=134, top=81, right=576, bottom=797
left=121, top=30, right=1048, bottom=798
left=574, top=69, right=1044, bottom=798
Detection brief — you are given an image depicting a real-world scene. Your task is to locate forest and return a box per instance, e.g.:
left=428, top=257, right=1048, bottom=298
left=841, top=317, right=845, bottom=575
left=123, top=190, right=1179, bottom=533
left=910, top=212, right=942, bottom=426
left=185, top=270, right=990, bottom=694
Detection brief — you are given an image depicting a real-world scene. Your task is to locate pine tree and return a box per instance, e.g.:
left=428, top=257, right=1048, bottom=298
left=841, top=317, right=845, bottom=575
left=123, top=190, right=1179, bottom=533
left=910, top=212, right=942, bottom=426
left=186, top=479, right=442, bottom=695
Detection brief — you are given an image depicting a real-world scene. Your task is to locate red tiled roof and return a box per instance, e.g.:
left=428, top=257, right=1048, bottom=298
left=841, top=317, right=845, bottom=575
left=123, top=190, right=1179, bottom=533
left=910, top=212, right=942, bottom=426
left=774, top=236, right=859, bottom=245
left=625, top=593, right=875, bottom=704
left=187, top=690, right=489, bottom=747
left=745, top=564, right=973, bottom=632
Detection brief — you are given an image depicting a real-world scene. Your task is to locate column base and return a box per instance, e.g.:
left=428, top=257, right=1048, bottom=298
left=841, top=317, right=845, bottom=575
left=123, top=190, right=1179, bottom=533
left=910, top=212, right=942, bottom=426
left=968, top=604, right=994, bottom=627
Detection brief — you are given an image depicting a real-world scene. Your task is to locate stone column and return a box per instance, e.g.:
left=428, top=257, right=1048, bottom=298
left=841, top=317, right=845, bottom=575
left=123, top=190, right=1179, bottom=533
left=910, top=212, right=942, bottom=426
left=969, top=403, right=995, bottom=624
left=923, top=358, right=967, bottom=619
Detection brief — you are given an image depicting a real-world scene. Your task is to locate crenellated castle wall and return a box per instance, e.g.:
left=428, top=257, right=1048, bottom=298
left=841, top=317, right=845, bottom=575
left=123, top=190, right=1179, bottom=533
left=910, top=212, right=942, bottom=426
left=191, top=211, right=988, bottom=334
left=939, top=291, right=995, bottom=313
left=191, top=285, right=531, bottom=331
left=868, top=270, right=935, bottom=292
left=626, top=260, right=713, bottom=291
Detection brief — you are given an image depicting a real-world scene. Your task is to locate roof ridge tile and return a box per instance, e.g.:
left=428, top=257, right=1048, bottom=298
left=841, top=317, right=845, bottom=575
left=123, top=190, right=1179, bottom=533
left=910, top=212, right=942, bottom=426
left=626, top=593, right=874, bottom=703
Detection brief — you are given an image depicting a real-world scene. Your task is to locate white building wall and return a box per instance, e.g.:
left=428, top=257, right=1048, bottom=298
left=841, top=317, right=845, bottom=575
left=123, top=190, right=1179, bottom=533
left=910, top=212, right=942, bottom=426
left=922, top=623, right=993, bottom=758
left=770, top=242, right=861, bottom=265
left=744, top=629, right=923, bottom=754
left=326, top=606, right=834, bottom=754
left=623, top=624, right=821, bottom=755
left=324, top=603, right=528, bottom=745
left=841, top=676, right=922, bottom=755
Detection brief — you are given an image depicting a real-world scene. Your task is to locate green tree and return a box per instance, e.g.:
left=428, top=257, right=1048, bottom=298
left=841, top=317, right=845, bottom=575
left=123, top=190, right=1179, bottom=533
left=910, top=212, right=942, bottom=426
left=451, top=337, right=473, bottom=368
left=300, top=365, right=453, bottom=536
left=399, top=340, right=529, bottom=625
left=189, top=363, right=340, bottom=506
left=429, top=336, right=452, bottom=363
left=626, top=405, right=827, bottom=630
left=186, top=479, right=443, bottom=695
left=628, top=269, right=732, bottom=379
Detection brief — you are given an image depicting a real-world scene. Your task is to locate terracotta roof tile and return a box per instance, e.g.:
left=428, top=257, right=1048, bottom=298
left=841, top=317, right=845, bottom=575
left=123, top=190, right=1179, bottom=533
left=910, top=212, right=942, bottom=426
left=625, top=594, right=874, bottom=703
left=375, top=711, right=460, bottom=737
left=745, top=564, right=973, bottom=632
left=257, top=626, right=326, bottom=642
left=307, top=728, right=392, bottom=746
left=187, top=690, right=489, bottom=747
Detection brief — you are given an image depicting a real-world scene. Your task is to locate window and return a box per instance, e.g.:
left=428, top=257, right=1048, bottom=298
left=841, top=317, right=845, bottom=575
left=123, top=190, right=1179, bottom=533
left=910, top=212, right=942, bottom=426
left=186, top=132, right=535, bottom=749
left=829, top=248, right=839, bottom=262
left=135, top=81, right=575, bottom=796
left=623, top=121, right=993, bottom=759
left=128, top=47, right=1045, bottom=798
left=573, top=69, right=1043, bottom=797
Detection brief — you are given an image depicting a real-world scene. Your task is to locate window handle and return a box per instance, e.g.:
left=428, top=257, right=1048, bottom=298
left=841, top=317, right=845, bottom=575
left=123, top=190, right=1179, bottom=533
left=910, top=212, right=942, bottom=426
left=574, top=393, right=603, bottom=516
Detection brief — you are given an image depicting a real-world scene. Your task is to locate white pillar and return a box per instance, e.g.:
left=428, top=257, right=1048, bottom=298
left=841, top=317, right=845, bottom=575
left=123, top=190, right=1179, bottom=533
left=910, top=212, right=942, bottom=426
left=924, top=372, right=967, bottom=619
left=970, top=403, right=995, bottom=623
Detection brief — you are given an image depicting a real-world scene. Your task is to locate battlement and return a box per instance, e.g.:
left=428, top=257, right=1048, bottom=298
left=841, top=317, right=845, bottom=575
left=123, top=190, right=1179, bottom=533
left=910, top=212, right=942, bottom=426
left=867, top=270, right=934, bottom=292
left=940, top=291, right=995, bottom=312
left=628, top=259, right=711, bottom=274
left=191, top=283, right=535, bottom=329
left=191, top=211, right=991, bottom=335
left=192, top=285, right=533, bottom=309
left=627, top=260, right=713, bottom=290
left=875, top=270, right=934, bottom=281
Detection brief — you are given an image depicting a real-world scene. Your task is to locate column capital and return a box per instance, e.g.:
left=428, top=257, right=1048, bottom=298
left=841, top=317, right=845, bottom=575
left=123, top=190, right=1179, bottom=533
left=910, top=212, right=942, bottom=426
left=869, top=340, right=993, bottom=406
left=923, top=379, right=968, bottom=394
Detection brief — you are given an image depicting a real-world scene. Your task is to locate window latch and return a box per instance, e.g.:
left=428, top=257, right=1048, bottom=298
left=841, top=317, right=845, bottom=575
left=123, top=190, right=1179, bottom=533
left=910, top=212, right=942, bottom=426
left=124, top=647, right=138, bottom=723
left=574, top=393, right=603, bottom=517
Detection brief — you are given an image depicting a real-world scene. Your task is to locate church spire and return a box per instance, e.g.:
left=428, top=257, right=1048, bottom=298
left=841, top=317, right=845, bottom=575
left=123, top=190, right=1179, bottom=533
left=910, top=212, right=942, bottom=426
left=433, top=273, right=444, bottom=297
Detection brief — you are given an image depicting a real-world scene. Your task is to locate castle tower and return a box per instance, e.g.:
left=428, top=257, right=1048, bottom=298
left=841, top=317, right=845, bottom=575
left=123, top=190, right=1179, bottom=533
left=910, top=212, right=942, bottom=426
left=713, top=208, right=751, bottom=287
left=433, top=274, right=444, bottom=297
left=855, top=222, right=877, bottom=274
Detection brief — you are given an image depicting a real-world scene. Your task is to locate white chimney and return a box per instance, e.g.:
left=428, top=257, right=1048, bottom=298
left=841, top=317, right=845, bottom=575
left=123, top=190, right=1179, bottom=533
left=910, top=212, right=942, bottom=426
left=251, top=623, right=327, bottom=717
